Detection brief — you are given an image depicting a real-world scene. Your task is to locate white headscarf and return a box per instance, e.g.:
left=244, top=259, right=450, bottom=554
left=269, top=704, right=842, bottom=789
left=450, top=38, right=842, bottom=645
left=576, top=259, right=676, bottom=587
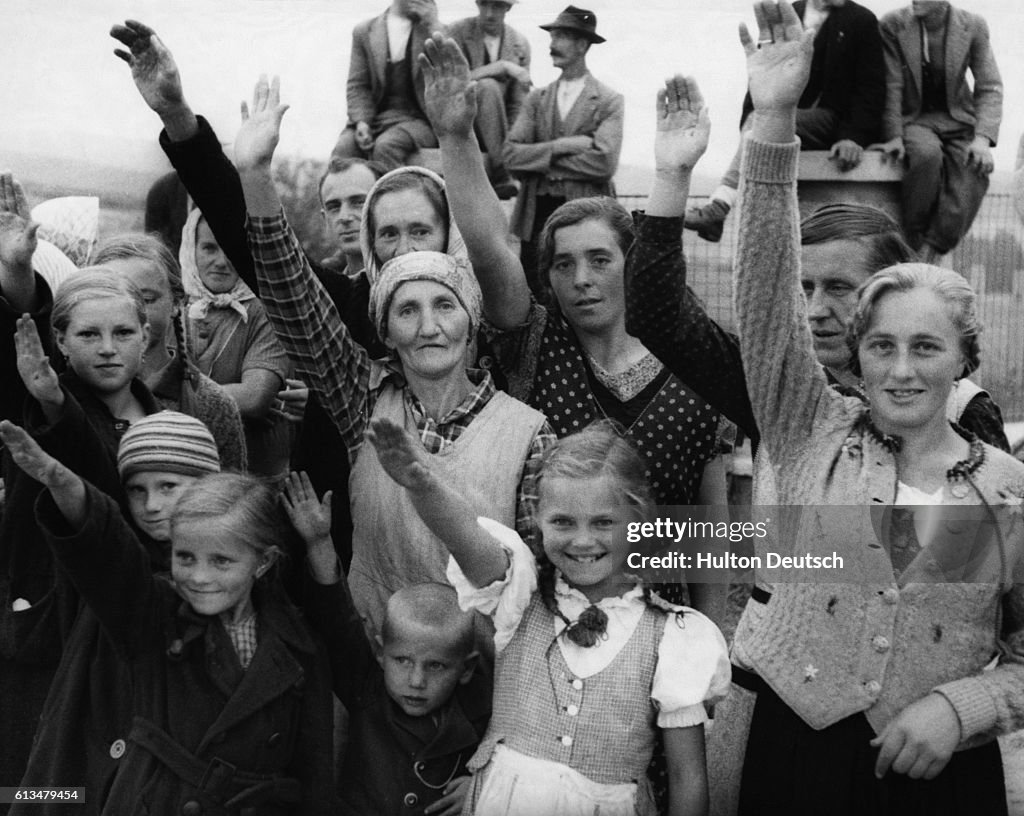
left=179, top=208, right=255, bottom=322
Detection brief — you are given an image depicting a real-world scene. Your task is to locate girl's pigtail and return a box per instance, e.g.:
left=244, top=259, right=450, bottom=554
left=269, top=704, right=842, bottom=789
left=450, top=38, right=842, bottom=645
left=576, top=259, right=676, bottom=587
left=172, top=308, right=195, bottom=386
left=538, top=556, right=609, bottom=648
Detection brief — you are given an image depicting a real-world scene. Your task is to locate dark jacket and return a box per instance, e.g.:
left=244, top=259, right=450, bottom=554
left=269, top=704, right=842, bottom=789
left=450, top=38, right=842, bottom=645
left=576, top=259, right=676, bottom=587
left=0, top=281, right=158, bottom=795
left=32, top=484, right=336, bottom=816
left=741, top=0, right=885, bottom=147
left=305, top=581, right=491, bottom=816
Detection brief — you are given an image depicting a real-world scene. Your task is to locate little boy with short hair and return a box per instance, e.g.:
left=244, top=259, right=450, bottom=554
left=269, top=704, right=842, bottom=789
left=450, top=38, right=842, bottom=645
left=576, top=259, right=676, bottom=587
left=291, top=476, right=490, bottom=816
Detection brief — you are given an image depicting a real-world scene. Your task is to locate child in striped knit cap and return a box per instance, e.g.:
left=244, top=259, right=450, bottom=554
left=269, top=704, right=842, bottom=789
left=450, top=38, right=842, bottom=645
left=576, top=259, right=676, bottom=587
left=0, top=410, right=338, bottom=815
left=116, top=410, right=222, bottom=553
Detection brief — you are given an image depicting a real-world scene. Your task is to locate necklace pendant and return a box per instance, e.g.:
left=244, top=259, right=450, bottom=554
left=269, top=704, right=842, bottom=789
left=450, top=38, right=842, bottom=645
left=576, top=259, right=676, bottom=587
left=951, top=483, right=969, bottom=499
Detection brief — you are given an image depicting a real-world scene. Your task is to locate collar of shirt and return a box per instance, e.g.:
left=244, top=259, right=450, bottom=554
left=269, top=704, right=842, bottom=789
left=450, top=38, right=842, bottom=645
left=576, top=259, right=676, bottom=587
left=386, top=10, right=414, bottom=62
left=373, top=362, right=496, bottom=454
left=552, top=575, right=648, bottom=678
left=556, top=76, right=588, bottom=119
left=483, top=33, right=501, bottom=63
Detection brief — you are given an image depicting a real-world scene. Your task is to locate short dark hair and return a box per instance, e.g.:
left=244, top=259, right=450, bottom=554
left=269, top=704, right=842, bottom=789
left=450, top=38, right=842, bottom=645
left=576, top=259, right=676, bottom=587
left=536, top=196, right=633, bottom=295
left=317, top=157, right=386, bottom=207
left=800, top=203, right=914, bottom=275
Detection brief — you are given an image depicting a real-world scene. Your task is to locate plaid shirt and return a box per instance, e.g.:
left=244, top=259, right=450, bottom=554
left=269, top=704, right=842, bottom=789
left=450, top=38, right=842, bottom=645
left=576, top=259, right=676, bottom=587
left=247, top=211, right=553, bottom=536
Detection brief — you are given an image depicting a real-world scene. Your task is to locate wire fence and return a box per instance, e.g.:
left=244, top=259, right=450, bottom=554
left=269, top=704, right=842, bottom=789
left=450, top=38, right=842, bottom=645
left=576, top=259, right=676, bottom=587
left=618, top=192, right=1024, bottom=422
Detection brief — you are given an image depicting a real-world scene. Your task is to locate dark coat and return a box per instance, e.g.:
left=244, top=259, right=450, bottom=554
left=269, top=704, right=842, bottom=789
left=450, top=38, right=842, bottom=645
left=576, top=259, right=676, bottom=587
left=741, top=0, right=886, bottom=146
left=305, top=582, right=491, bottom=816
left=31, top=484, right=336, bottom=816
left=0, top=281, right=158, bottom=794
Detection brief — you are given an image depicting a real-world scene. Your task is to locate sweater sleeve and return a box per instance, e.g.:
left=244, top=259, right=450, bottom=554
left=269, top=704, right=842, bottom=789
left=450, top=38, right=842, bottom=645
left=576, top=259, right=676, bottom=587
left=36, top=482, right=163, bottom=658
left=302, top=575, right=377, bottom=709
left=933, top=580, right=1024, bottom=742
left=246, top=210, right=371, bottom=460
left=734, top=136, right=846, bottom=465
left=624, top=212, right=757, bottom=440
left=159, top=116, right=257, bottom=290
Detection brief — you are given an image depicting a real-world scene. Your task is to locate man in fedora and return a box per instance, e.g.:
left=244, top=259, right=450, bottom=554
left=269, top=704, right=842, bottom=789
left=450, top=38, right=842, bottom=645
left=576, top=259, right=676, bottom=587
left=448, top=1, right=532, bottom=199
left=504, top=5, right=623, bottom=291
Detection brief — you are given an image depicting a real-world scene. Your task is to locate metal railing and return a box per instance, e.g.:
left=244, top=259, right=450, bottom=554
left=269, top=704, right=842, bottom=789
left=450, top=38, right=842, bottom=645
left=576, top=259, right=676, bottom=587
left=618, top=192, right=1024, bottom=422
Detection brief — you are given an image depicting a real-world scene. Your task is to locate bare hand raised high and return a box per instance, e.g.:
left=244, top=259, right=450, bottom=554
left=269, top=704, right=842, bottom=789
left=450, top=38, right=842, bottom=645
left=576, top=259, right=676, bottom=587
left=234, top=75, right=289, bottom=173
left=110, top=20, right=186, bottom=117
left=654, top=76, right=711, bottom=175
left=421, top=34, right=477, bottom=141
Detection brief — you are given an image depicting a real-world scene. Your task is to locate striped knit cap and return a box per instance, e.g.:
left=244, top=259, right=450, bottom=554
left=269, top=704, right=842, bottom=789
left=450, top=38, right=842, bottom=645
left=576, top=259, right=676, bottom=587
left=117, top=411, right=221, bottom=480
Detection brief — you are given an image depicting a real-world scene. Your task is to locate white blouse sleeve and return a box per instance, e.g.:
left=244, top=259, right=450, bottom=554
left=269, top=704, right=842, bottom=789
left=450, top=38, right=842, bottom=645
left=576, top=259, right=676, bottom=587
left=445, top=517, right=538, bottom=653
left=652, top=607, right=732, bottom=729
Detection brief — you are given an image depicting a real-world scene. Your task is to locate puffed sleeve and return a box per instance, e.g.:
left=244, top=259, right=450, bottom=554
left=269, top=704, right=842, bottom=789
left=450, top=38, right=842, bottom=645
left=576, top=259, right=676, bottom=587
left=652, top=607, right=731, bottom=728
left=446, top=517, right=538, bottom=652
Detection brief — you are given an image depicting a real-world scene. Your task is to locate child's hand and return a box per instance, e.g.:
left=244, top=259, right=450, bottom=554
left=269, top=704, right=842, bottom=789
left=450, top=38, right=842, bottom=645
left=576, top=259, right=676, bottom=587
left=282, top=471, right=338, bottom=583
left=0, top=420, right=75, bottom=490
left=424, top=774, right=470, bottom=816
left=15, top=315, right=63, bottom=409
left=365, top=417, right=434, bottom=492
left=282, top=471, right=332, bottom=544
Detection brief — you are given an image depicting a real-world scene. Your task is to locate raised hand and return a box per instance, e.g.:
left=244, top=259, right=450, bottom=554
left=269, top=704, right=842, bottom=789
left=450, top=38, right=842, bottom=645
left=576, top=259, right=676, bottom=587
left=365, top=417, right=434, bottom=492
left=406, top=0, right=440, bottom=30
left=110, top=20, right=186, bottom=117
left=282, top=471, right=332, bottom=546
left=0, top=172, right=31, bottom=219
left=0, top=214, right=38, bottom=271
left=15, top=315, right=63, bottom=409
left=654, top=75, right=711, bottom=175
left=0, top=420, right=76, bottom=491
left=740, top=2, right=815, bottom=114
left=234, top=75, right=289, bottom=174
left=421, top=34, right=478, bottom=140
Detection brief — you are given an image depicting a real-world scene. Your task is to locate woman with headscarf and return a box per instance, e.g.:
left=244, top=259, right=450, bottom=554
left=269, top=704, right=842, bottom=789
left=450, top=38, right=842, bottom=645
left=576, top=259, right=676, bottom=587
left=236, top=76, right=553, bottom=645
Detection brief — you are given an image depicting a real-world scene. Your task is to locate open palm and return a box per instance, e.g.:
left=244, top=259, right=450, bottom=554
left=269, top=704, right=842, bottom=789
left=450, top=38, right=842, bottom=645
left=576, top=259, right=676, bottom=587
left=234, top=75, right=289, bottom=173
left=421, top=34, right=477, bottom=140
left=654, top=76, right=710, bottom=172
left=742, top=2, right=815, bottom=113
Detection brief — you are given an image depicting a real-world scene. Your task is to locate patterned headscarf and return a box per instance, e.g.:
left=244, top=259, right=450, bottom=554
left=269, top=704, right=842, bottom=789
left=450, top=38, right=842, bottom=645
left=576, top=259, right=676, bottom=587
left=179, top=208, right=255, bottom=322
left=369, top=251, right=483, bottom=342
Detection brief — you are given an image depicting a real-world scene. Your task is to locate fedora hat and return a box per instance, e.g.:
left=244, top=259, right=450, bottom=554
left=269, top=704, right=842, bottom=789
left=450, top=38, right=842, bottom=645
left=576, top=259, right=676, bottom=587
left=539, top=5, right=605, bottom=43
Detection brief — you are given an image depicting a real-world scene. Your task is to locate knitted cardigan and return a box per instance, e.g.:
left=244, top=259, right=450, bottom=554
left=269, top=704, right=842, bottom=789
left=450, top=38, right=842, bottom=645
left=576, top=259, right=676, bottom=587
left=730, top=136, right=1024, bottom=743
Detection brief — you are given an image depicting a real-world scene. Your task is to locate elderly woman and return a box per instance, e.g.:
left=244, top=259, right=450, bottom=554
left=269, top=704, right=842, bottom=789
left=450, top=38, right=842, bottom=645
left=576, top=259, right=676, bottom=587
left=710, top=6, right=1024, bottom=815
left=235, top=77, right=551, bottom=643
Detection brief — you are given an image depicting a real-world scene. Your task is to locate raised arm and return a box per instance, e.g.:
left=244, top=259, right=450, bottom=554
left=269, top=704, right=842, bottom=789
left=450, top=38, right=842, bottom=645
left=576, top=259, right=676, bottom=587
left=0, top=210, right=51, bottom=423
left=420, top=34, right=531, bottom=329
left=624, top=78, right=756, bottom=438
left=282, top=471, right=375, bottom=706
left=366, top=417, right=509, bottom=587
left=734, top=2, right=845, bottom=458
left=111, top=20, right=261, bottom=288
left=236, top=76, right=372, bottom=453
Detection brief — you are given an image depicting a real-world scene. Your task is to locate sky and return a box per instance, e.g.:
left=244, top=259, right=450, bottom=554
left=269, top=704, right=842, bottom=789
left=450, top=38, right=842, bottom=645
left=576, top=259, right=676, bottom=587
left=3, top=0, right=1023, bottom=195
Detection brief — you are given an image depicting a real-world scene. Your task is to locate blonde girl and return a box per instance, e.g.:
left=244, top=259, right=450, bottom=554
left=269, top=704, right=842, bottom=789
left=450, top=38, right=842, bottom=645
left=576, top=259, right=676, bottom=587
left=0, top=422, right=336, bottom=815
left=367, top=418, right=730, bottom=816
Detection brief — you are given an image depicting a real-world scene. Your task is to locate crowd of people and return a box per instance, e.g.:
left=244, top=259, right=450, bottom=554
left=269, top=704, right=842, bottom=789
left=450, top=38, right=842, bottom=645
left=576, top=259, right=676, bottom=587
left=0, top=1, right=1023, bottom=815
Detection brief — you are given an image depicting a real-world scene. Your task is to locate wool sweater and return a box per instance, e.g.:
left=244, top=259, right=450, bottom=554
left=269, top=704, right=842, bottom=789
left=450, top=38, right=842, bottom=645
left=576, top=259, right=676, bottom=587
left=730, top=136, right=1024, bottom=742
